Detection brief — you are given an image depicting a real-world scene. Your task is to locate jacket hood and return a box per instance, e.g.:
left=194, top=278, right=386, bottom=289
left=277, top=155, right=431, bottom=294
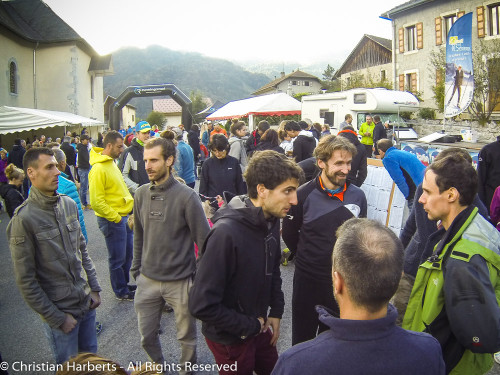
left=212, top=193, right=272, bottom=231
left=89, top=147, right=113, bottom=165
left=131, top=138, right=144, bottom=149
left=0, top=183, right=17, bottom=198
left=338, top=129, right=361, bottom=146
left=228, top=135, right=248, bottom=145
left=298, top=130, right=315, bottom=138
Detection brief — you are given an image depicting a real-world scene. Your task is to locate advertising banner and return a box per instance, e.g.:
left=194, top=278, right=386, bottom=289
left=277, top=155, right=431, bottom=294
left=444, top=13, right=473, bottom=118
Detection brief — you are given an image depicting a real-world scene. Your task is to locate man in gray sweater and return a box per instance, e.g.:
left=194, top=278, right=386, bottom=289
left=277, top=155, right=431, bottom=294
left=131, top=137, right=210, bottom=374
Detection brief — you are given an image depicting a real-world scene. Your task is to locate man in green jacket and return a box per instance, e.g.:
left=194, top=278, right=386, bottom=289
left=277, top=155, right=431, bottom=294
left=403, top=153, right=500, bottom=374
left=7, top=147, right=101, bottom=364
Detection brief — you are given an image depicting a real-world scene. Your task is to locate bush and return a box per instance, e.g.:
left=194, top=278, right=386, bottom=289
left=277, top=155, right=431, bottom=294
left=418, top=108, right=436, bottom=120
left=400, top=111, right=414, bottom=120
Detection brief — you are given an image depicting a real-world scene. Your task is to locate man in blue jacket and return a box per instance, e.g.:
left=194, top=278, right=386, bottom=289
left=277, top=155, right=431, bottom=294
left=172, top=127, right=196, bottom=188
left=377, top=139, right=425, bottom=209
left=53, top=148, right=88, bottom=242
left=273, top=218, right=445, bottom=375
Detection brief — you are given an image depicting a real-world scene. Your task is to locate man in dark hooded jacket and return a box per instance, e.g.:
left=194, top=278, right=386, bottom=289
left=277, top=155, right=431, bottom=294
left=189, top=150, right=304, bottom=375
left=337, top=126, right=368, bottom=187
left=285, top=121, right=317, bottom=163
left=8, top=139, right=25, bottom=169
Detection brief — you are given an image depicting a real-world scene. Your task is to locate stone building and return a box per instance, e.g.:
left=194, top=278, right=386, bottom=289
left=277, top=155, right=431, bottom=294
left=381, top=0, right=499, bottom=114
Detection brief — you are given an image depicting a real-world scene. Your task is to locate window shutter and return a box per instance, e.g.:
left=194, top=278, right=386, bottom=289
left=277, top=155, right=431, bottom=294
left=399, top=74, right=405, bottom=91
left=457, top=11, right=465, bottom=18
left=411, top=73, right=418, bottom=93
left=435, top=17, right=443, bottom=45
left=399, top=28, right=404, bottom=53
left=416, top=22, right=424, bottom=49
left=477, top=6, right=485, bottom=38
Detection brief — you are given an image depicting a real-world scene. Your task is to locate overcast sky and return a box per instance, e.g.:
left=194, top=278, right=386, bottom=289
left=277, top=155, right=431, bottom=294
left=44, top=0, right=404, bottom=66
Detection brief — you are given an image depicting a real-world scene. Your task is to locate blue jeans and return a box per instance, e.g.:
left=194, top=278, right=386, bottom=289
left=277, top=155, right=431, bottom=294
left=43, top=308, right=97, bottom=364
left=97, top=216, right=133, bottom=297
left=78, top=168, right=90, bottom=206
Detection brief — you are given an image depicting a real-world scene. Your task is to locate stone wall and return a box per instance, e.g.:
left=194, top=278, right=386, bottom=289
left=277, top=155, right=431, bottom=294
left=409, top=119, right=500, bottom=144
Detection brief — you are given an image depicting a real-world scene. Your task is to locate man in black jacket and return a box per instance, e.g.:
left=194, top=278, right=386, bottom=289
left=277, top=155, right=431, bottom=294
left=372, top=115, right=388, bottom=156
left=285, top=121, right=317, bottom=163
left=118, top=121, right=151, bottom=195
left=76, top=134, right=91, bottom=209
left=8, top=139, right=28, bottom=197
left=477, top=135, right=500, bottom=215
left=245, top=120, right=270, bottom=155
left=8, top=138, right=25, bottom=169
left=282, top=135, right=367, bottom=346
left=189, top=150, right=304, bottom=374
left=61, top=136, right=77, bottom=179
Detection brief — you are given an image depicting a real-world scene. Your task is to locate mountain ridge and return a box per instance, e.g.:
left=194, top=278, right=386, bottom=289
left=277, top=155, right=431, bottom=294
left=103, top=45, right=271, bottom=119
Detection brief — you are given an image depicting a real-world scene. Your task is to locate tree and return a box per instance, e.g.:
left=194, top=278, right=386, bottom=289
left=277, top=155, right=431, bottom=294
left=429, top=48, right=446, bottom=113
left=146, top=111, right=166, bottom=127
left=321, top=64, right=340, bottom=92
left=293, top=92, right=310, bottom=102
left=322, top=64, right=335, bottom=81
left=190, top=90, right=208, bottom=124
left=469, top=39, right=500, bottom=124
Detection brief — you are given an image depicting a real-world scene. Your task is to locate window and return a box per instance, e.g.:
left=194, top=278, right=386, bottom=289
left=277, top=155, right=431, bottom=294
left=319, top=109, right=328, bottom=119
left=404, top=71, right=418, bottom=93
left=291, top=80, right=297, bottom=86
left=489, top=3, right=500, bottom=36
left=132, top=115, right=135, bottom=122
left=304, top=81, right=310, bottom=87
left=406, top=25, right=417, bottom=51
left=405, top=74, right=412, bottom=91
left=90, top=76, right=94, bottom=99
left=381, top=70, right=386, bottom=81
left=9, top=61, right=17, bottom=94
left=354, top=93, right=367, bottom=104
left=444, top=15, right=457, bottom=39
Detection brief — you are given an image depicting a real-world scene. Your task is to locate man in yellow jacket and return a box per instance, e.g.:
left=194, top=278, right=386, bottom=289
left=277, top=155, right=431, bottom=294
left=89, top=131, right=135, bottom=300
left=358, top=115, right=375, bottom=158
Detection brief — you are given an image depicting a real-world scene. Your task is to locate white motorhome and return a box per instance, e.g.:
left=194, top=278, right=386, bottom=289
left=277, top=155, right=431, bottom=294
left=301, top=88, right=420, bottom=140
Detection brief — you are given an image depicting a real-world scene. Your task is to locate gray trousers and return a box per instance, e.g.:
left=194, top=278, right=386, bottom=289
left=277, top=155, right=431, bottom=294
left=134, top=274, right=196, bottom=374
left=391, top=273, right=415, bottom=326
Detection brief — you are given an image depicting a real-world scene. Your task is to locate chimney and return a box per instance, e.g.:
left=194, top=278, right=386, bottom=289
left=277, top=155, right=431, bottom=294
left=280, top=71, right=285, bottom=78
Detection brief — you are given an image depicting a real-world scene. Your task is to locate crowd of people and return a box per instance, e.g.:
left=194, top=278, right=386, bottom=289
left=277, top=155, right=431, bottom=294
left=1, top=117, right=500, bottom=375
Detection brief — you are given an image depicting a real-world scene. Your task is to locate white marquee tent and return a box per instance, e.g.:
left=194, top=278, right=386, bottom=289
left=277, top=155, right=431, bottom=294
left=0, top=106, right=104, bottom=135
left=207, top=93, right=301, bottom=130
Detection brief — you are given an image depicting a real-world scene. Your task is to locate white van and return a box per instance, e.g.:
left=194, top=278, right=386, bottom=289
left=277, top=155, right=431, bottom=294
left=301, top=88, right=420, bottom=140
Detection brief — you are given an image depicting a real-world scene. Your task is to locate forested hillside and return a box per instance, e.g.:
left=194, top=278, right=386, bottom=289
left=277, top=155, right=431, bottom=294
left=104, top=45, right=270, bottom=119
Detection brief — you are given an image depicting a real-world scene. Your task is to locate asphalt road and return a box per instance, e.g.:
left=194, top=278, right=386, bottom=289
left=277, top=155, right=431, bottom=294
left=0, top=198, right=498, bottom=375
left=0, top=203, right=293, bottom=375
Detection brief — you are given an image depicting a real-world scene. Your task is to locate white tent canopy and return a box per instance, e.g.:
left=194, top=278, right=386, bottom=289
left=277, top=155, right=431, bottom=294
left=207, top=93, right=301, bottom=121
left=0, top=106, right=104, bottom=135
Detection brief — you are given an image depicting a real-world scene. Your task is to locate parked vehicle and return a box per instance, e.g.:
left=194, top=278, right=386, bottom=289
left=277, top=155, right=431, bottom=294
left=301, top=88, right=420, bottom=140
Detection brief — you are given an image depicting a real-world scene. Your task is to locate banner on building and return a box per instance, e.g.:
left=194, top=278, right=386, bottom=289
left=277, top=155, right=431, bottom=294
left=444, top=12, right=473, bottom=118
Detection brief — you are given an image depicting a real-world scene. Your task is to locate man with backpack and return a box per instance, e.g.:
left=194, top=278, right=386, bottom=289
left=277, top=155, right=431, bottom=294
left=403, top=154, right=500, bottom=375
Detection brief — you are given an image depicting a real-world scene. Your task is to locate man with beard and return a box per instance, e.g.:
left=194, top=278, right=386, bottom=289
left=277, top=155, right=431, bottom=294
left=190, top=150, right=304, bottom=374
left=131, top=137, right=209, bottom=374
left=89, top=131, right=134, bottom=300
left=283, top=135, right=367, bottom=345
